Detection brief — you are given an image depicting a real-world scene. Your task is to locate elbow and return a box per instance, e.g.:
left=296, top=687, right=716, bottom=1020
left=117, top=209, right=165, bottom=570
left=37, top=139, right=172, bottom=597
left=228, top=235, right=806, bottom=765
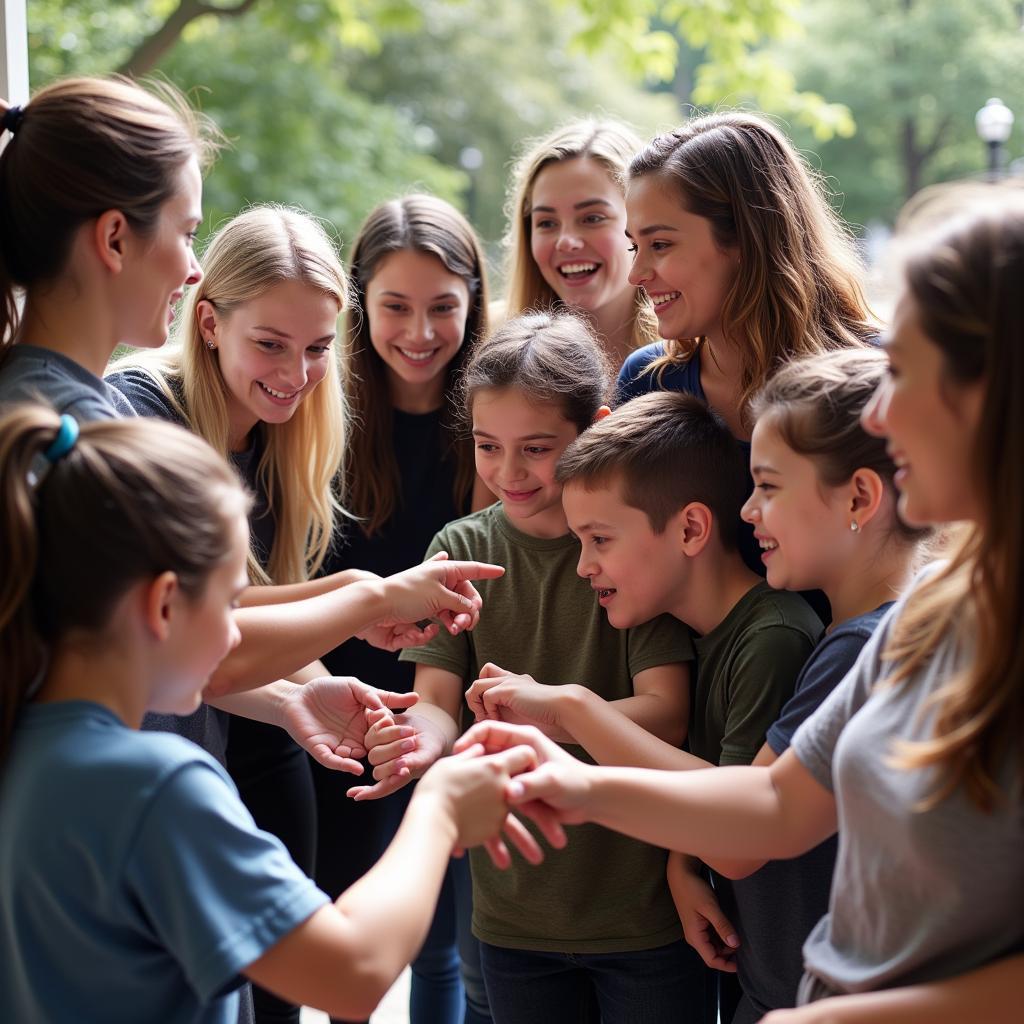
left=324, top=960, right=394, bottom=1020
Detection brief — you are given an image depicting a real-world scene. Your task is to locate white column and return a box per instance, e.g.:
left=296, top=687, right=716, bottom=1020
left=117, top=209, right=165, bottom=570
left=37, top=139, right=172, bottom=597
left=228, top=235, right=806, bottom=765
left=1, top=0, right=29, bottom=108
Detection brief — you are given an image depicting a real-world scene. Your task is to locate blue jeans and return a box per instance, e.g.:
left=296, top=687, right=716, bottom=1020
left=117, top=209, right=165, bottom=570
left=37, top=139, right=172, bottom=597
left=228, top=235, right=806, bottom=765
left=479, top=939, right=709, bottom=1024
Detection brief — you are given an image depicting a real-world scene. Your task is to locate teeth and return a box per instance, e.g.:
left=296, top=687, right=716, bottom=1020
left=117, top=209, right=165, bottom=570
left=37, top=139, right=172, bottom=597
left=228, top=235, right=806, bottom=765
left=259, top=382, right=297, bottom=399
left=598, top=588, right=616, bottom=598
left=398, top=348, right=436, bottom=362
left=559, top=263, right=598, bottom=275
left=651, top=292, right=681, bottom=306
left=758, top=538, right=778, bottom=551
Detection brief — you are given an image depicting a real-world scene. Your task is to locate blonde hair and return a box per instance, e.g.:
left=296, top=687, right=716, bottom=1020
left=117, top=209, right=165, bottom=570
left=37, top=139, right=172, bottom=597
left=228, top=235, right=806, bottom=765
left=503, top=119, right=657, bottom=351
left=882, top=191, right=1024, bottom=812
left=113, top=205, right=349, bottom=584
left=0, top=404, right=248, bottom=763
left=631, top=112, right=874, bottom=423
left=345, top=195, right=487, bottom=536
left=0, top=75, right=219, bottom=349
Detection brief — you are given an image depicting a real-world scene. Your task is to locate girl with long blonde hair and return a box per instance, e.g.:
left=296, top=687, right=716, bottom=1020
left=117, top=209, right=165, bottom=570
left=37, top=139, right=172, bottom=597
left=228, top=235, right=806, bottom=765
left=503, top=118, right=657, bottom=368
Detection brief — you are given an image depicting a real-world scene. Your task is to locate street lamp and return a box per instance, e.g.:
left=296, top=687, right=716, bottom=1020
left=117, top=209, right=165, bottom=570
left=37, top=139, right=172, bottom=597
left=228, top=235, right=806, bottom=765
left=975, top=98, right=1014, bottom=181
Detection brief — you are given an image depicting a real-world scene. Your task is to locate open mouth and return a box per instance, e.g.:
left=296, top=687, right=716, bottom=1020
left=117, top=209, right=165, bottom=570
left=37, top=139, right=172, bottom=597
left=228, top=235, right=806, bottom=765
left=596, top=587, right=617, bottom=605
left=397, top=347, right=440, bottom=365
left=558, top=262, right=600, bottom=283
left=258, top=381, right=300, bottom=402
left=649, top=291, right=681, bottom=311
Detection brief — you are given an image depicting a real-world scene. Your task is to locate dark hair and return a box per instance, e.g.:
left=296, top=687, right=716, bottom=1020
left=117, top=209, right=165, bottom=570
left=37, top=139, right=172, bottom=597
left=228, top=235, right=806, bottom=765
left=0, top=76, right=219, bottom=349
left=555, top=390, right=749, bottom=549
left=0, top=404, right=248, bottom=762
left=751, top=348, right=926, bottom=544
left=461, top=310, right=612, bottom=432
left=346, top=195, right=488, bottom=535
left=630, top=111, right=873, bottom=421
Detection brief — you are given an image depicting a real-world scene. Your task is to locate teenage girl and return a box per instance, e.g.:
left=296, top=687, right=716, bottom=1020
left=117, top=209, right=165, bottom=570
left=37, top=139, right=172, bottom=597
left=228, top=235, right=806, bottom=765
left=503, top=119, right=657, bottom=369
left=0, top=79, right=500, bottom=712
left=463, top=191, right=1024, bottom=1024
left=616, top=111, right=876, bottom=580
left=0, top=406, right=554, bottom=1023
left=359, top=311, right=699, bottom=1024
left=313, top=194, right=491, bottom=1024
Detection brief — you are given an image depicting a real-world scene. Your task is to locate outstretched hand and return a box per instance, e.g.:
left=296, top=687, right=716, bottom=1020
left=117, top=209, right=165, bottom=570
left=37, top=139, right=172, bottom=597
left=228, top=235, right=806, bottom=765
left=347, top=707, right=449, bottom=801
left=465, top=662, right=576, bottom=743
left=280, top=676, right=419, bottom=772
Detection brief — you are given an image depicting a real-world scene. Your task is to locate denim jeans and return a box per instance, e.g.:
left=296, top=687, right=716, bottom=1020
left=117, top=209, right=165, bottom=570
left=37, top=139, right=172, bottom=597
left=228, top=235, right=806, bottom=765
left=479, top=938, right=709, bottom=1024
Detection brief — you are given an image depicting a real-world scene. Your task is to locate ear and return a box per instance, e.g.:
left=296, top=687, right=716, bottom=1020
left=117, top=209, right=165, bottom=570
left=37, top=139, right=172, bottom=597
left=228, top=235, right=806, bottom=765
left=592, top=405, right=612, bottom=424
left=92, top=209, right=131, bottom=275
left=196, top=299, right=221, bottom=347
left=142, top=571, right=181, bottom=642
left=672, top=501, right=714, bottom=557
left=848, top=468, right=885, bottom=529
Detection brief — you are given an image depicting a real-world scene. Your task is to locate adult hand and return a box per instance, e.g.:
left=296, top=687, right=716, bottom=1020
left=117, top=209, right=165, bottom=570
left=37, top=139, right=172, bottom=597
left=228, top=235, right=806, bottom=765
left=666, top=851, right=739, bottom=972
left=280, top=677, right=420, bottom=772
left=347, top=708, right=449, bottom=801
left=465, top=663, right=576, bottom=743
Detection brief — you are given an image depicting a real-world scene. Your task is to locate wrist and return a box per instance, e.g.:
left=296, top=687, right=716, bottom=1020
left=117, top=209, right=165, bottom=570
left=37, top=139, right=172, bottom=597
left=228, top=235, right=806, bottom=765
left=409, top=776, right=460, bottom=847
left=351, top=577, right=389, bottom=628
left=558, top=683, right=597, bottom=734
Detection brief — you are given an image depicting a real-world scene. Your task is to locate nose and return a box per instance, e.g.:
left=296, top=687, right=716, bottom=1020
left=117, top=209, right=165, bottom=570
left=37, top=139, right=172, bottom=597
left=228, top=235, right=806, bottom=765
left=499, top=448, right=526, bottom=482
left=555, top=229, right=583, bottom=253
left=412, top=312, right=436, bottom=344
left=627, top=249, right=651, bottom=287
left=861, top=377, right=890, bottom=438
left=281, top=350, right=310, bottom=391
left=185, top=249, right=203, bottom=287
left=740, top=488, right=760, bottom=525
left=576, top=548, right=597, bottom=580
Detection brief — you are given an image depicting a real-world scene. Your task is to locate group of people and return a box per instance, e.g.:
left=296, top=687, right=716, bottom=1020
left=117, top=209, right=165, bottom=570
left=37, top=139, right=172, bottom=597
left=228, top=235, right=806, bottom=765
left=0, top=72, right=1019, bottom=1024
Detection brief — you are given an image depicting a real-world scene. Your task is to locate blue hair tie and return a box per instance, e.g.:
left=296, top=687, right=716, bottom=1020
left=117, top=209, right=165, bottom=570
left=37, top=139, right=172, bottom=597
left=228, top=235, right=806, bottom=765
left=28, top=414, right=79, bottom=489
left=1, top=104, right=24, bottom=136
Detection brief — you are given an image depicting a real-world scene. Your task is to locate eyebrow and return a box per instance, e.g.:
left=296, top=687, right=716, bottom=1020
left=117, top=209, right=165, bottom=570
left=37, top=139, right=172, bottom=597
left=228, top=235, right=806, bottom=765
left=624, top=224, right=680, bottom=239
left=472, top=429, right=560, bottom=441
left=379, top=290, right=462, bottom=302
left=574, top=521, right=616, bottom=533
left=750, top=464, right=780, bottom=475
left=529, top=198, right=615, bottom=215
left=252, top=326, right=336, bottom=343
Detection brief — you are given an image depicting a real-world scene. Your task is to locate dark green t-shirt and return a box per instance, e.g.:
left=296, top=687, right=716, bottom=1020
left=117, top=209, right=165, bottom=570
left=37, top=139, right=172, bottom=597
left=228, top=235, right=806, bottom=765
left=689, top=581, right=823, bottom=767
left=401, top=503, right=694, bottom=952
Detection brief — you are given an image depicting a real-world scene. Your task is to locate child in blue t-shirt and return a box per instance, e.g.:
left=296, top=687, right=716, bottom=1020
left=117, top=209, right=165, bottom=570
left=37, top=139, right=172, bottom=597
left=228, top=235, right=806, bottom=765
left=0, top=407, right=554, bottom=1024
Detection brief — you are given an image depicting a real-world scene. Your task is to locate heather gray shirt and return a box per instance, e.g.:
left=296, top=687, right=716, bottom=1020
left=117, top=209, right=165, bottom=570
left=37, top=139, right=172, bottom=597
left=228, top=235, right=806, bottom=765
left=0, top=344, right=136, bottom=419
left=791, top=582, right=1024, bottom=997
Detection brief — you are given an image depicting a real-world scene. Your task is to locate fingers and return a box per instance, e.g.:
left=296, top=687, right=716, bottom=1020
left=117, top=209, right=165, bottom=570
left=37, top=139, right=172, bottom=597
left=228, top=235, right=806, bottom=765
left=705, top=904, right=740, bottom=953
left=310, top=746, right=366, bottom=775
left=477, top=662, right=508, bottom=678
left=441, top=559, right=505, bottom=583
left=348, top=772, right=411, bottom=801
left=514, top=799, right=568, bottom=850
left=366, top=734, right=417, bottom=767
left=379, top=690, right=419, bottom=711
left=482, top=834, right=511, bottom=870
left=500, top=813, right=544, bottom=866
left=454, top=720, right=547, bottom=756
left=489, top=742, right=538, bottom=778
left=465, top=677, right=501, bottom=721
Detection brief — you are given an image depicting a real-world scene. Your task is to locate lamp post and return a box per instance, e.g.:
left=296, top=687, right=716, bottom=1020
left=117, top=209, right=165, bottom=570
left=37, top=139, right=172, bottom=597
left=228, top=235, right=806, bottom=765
left=975, top=98, right=1014, bottom=181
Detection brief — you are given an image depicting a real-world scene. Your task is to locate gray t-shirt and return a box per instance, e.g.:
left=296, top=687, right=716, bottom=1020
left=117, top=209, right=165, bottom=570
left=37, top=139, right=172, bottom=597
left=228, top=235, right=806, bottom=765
left=791, top=579, right=1024, bottom=996
left=0, top=343, right=136, bottom=419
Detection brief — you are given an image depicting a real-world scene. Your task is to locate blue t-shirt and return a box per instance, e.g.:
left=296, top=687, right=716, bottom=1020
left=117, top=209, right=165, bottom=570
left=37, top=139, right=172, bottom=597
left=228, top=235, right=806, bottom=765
left=0, top=701, right=329, bottom=1024
left=722, top=605, right=893, bottom=1022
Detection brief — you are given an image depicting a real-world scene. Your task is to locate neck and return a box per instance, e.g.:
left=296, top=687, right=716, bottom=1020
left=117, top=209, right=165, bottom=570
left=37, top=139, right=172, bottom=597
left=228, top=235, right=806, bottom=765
left=387, top=368, right=446, bottom=415
left=503, top=502, right=569, bottom=540
left=823, top=534, right=917, bottom=631
left=590, top=290, right=640, bottom=368
left=36, top=640, right=149, bottom=730
left=19, top=295, right=121, bottom=379
left=672, top=550, right=761, bottom=636
left=224, top=395, right=259, bottom=453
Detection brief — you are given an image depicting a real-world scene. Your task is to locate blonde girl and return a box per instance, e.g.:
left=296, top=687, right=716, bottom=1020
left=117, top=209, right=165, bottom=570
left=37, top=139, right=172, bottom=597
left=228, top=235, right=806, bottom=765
left=504, top=119, right=657, bottom=367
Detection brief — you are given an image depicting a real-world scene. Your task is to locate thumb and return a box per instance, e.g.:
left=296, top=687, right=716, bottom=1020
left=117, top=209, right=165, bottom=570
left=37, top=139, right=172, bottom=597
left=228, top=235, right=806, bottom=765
left=491, top=743, right=538, bottom=778
left=379, top=691, right=419, bottom=711
left=428, top=550, right=450, bottom=562
left=478, top=662, right=507, bottom=679
left=703, top=903, right=740, bottom=949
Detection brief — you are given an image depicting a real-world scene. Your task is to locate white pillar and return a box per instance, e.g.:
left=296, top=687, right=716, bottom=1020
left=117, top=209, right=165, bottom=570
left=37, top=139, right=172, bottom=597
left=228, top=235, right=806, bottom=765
left=1, top=0, right=29, bottom=108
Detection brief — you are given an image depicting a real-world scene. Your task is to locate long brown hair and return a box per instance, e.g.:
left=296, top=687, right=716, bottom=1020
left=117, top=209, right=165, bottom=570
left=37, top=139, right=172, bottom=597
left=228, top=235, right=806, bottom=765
left=883, top=192, right=1024, bottom=811
left=345, top=194, right=487, bottom=536
left=0, top=404, right=248, bottom=763
left=0, top=76, right=218, bottom=350
left=630, top=112, right=874, bottom=422
left=503, top=118, right=658, bottom=351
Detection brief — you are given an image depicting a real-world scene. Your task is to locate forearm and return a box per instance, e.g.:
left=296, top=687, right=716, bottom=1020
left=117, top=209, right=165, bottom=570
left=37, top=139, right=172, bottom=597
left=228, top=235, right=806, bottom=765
left=208, top=580, right=389, bottom=695
left=558, top=685, right=707, bottom=770
left=238, top=570, right=377, bottom=607
left=773, top=954, right=1024, bottom=1024
left=582, top=762, right=832, bottom=860
left=207, top=681, right=293, bottom=727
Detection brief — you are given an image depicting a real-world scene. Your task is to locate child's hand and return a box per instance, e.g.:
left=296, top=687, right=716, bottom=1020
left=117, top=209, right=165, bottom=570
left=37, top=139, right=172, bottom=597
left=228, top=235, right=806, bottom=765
left=666, top=851, right=739, bottom=973
left=378, top=552, right=505, bottom=637
left=455, top=721, right=593, bottom=826
left=347, top=708, right=448, bottom=801
left=465, top=663, right=576, bottom=743
left=280, top=676, right=419, bottom=772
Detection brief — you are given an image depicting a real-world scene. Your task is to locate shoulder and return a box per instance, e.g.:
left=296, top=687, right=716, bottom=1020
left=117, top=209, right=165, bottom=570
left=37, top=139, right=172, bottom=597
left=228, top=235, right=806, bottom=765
left=743, top=586, right=824, bottom=641
left=430, top=503, right=504, bottom=552
left=0, top=345, right=121, bottom=421
left=614, top=342, right=666, bottom=403
left=106, top=366, right=186, bottom=424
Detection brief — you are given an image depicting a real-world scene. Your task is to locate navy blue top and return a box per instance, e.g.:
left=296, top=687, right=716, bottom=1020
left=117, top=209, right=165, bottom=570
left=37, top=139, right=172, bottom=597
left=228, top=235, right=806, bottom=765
left=320, top=407, right=465, bottom=691
left=721, top=604, right=893, bottom=1019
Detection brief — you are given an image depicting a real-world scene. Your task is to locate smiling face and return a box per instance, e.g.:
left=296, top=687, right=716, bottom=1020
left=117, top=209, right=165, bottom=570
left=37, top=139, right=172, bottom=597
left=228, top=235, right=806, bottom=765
left=203, top=279, right=340, bottom=449
left=364, top=248, right=471, bottom=412
left=861, top=295, right=984, bottom=527
left=625, top=173, right=737, bottom=342
left=471, top=387, right=581, bottom=539
left=562, top=476, right=686, bottom=628
left=120, top=156, right=204, bottom=349
left=741, top=415, right=855, bottom=593
left=528, top=157, right=633, bottom=317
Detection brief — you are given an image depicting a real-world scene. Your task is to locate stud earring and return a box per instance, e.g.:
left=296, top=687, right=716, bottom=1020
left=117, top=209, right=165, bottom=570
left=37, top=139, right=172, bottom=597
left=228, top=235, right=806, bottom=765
left=205, top=339, right=216, bottom=350
left=850, top=519, right=860, bottom=533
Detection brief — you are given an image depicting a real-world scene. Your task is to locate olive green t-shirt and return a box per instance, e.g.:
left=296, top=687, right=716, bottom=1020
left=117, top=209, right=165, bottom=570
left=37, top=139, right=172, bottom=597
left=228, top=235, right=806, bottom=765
left=689, top=581, right=823, bottom=767
left=401, top=503, right=694, bottom=952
